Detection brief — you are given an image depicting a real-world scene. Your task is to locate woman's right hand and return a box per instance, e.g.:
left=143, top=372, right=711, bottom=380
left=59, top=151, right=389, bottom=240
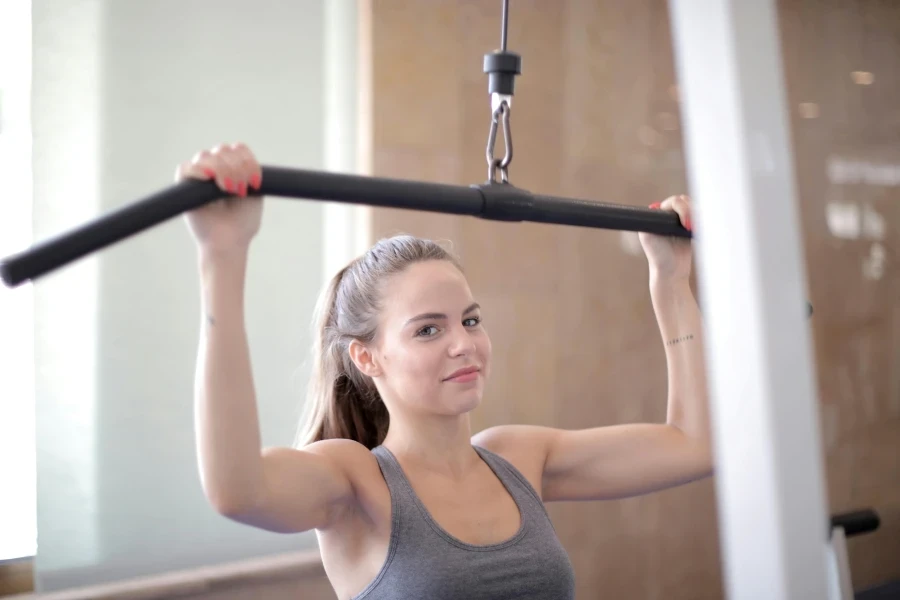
left=177, top=142, right=264, bottom=254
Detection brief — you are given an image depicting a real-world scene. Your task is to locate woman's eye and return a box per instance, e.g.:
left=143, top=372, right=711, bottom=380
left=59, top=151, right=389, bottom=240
left=416, top=325, right=440, bottom=337
left=464, top=317, right=481, bottom=327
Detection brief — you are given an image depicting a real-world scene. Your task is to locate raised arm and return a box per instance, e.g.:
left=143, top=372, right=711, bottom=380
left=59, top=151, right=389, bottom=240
left=475, top=195, right=713, bottom=502
left=183, top=143, right=358, bottom=533
left=539, top=265, right=711, bottom=502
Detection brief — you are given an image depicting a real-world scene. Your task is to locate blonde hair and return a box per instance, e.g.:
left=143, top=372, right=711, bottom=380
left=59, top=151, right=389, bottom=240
left=294, top=235, right=461, bottom=450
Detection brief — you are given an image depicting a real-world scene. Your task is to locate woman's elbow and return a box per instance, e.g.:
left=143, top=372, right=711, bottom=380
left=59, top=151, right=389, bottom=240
left=202, top=481, right=262, bottom=519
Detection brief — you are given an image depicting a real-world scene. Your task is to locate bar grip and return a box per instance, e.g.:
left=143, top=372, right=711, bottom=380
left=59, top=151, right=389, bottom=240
left=1, top=178, right=213, bottom=288
left=1, top=166, right=690, bottom=288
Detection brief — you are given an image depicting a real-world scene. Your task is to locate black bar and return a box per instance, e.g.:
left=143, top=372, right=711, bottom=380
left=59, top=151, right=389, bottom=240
left=830, top=509, right=880, bottom=538
left=0, top=165, right=689, bottom=288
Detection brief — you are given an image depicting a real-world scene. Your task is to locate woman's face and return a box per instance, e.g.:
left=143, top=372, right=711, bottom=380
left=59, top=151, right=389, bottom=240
left=361, top=260, right=492, bottom=417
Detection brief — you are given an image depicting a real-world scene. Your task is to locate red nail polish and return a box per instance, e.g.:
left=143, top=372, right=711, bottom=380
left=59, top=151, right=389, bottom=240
left=238, top=181, right=247, bottom=197
left=249, top=173, right=261, bottom=190
left=649, top=202, right=661, bottom=210
left=223, top=177, right=234, bottom=193
left=202, top=168, right=216, bottom=179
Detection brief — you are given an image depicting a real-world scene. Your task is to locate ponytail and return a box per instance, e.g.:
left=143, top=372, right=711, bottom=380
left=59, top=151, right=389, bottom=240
left=293, top=266, right=390, bottom=450
left=293, top=235, right=461, bottom=450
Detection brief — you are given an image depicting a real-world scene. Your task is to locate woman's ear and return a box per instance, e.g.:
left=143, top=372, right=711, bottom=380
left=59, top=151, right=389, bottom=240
left=348, top=339, right=383, bottom=378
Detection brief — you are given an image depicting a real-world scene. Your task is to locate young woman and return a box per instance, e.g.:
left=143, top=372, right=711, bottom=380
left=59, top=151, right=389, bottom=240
left=179, top=142, right=712, bottom=600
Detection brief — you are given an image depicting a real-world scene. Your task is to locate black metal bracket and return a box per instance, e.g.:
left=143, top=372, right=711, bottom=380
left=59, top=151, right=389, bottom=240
left=471, top=181, right=533, bottom=222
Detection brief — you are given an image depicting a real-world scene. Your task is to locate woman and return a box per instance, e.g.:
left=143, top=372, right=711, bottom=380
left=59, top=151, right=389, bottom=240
left=179, top=142, right=712, bottom=600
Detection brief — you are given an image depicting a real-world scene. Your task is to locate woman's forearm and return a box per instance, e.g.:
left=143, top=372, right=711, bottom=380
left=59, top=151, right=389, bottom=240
left=649, top=272, right=710, bottom=446
left=193, top=248, right=265, bottom=513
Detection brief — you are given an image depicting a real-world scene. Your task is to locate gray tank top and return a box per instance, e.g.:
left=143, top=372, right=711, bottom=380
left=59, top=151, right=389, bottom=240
left=352, top=444, right=576, bottom=600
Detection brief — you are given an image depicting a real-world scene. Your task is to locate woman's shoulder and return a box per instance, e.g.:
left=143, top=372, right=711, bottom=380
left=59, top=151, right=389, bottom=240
left=471, top=425, right=554, bottom=498
left=472, top=424, right=556, bottom=455
left=303, top=437, right=384, bottom=481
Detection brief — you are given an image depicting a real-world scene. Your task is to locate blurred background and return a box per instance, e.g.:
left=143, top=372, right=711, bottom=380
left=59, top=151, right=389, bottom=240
left=0, top=0, right=897, bottom=599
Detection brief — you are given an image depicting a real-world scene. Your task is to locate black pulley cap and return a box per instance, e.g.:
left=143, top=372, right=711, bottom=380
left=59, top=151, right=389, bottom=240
left=484, top=51, right=522, bottom=96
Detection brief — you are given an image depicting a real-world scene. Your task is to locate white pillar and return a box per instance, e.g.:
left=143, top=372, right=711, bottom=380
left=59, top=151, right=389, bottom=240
left=666, top=1, right=831, bottom=599
left=322, top=0, right=372, bottom=279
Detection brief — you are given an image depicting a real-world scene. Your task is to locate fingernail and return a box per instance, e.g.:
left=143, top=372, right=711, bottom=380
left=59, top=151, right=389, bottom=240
left=202, top=168, right=216, bottom=179
left=685, top=217, right=693, bottom=231
left=238, top=181, right=247, bottom=197
left=223, top=177, right=234, bottom=193
left=249, top=173, right=261, bottom=190
left=648, top=202, right=661, bottom=209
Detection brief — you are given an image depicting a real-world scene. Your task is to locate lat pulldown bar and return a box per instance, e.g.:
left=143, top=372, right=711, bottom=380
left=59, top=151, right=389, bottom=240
left=0, top=0, right=695, bottom=290
left=0, top=168, right=690, bottom=288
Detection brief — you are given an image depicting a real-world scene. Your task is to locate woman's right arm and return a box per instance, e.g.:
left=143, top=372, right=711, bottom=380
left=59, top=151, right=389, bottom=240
left=184, top=143, right=358, bottom=534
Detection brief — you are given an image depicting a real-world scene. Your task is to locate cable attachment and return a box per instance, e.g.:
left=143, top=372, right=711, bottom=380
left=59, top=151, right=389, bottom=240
left=484, top=51, right=521, bottom=110
left=486, top=100, right=513, bottom=183
left=483, top=1, right=521, bottom=183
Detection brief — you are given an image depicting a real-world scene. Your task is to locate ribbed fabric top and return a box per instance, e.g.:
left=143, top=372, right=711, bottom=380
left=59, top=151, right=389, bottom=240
left=352, top=445, right=576, bottom=600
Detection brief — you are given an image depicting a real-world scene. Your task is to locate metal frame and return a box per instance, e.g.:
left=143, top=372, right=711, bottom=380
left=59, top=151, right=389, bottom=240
left=827, top=527, right=854, bottom=600
left=668, top=0, right=831, bottom=598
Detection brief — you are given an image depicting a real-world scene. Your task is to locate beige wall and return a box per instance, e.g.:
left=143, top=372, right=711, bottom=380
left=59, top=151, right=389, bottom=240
left=781, top=0, right=900, bottom=589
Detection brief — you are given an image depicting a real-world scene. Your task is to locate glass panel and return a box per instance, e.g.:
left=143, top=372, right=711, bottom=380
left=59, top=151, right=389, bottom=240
left=30, top=0, right=344, bottom=591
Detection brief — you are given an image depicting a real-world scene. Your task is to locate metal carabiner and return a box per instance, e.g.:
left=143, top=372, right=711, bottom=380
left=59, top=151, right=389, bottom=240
left=485, top=99, right=513, bottom=183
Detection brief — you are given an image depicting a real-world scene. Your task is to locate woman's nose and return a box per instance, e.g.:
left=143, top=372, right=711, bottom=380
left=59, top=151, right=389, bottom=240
left=448, top=328, right=476, bottom=356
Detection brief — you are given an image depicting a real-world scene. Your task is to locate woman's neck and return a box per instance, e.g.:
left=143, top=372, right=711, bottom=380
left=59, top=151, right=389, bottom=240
left=382, top=413, right=478, bottom=478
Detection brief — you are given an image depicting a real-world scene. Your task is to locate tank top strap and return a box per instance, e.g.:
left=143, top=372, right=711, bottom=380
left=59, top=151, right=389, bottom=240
left=370, top=445, right=406, bottom=490
left=370, top=445, right=423, bottom=520
left=471, top=445, right=549, bottom=517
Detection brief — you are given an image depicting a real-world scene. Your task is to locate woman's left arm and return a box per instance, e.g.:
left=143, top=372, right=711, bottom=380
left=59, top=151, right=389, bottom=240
left=648, top=270, right=710, bottom=452
left=474, top=195, right=714, bottom=502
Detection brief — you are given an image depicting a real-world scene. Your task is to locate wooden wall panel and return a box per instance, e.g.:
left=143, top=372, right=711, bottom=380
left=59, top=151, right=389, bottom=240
left=779, top=0, right=900, bottom=591
left=366, top=0, right=900, bottom=597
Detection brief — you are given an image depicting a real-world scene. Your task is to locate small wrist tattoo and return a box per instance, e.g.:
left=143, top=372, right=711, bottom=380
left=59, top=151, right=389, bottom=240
left=206, top=314, right=216, bottom=327
left=667, top=334, right=694, bottom=346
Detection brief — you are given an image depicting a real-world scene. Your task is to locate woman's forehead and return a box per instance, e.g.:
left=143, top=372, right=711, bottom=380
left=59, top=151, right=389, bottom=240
left=382, top=263, right=473, bottom=313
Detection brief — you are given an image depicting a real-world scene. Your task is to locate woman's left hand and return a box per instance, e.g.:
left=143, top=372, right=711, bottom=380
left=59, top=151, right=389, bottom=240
left=638, top=194, right=694, bottom=281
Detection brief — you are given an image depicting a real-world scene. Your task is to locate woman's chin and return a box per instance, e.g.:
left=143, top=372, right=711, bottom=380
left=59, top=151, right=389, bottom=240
left=446, top=389, right=483, bottom=414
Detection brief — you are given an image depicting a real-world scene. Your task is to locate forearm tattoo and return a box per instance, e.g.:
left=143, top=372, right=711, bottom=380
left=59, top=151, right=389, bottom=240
left=666, top=334, right=694, bottom=346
